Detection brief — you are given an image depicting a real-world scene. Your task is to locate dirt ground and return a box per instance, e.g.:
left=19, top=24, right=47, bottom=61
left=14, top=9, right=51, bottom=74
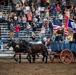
left=0, top=59, right=76, bottom=75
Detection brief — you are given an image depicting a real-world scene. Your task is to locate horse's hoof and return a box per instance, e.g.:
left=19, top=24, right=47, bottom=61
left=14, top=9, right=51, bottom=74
left=19, top=61, right=21, bottom=63
left=45, top=62, right=47, bottom=63
left=29, top=61, right=31, bottom=63
left=15, top=59, right=18, bottom=62
left=42, top=59, right=44, bottom=62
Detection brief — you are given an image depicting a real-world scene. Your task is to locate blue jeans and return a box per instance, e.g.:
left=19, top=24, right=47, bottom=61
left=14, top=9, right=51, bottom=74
left=26, top=29, right=30, bottom=35
left=15, top=32, right=19, bottom=37
left=14, top=21, right=17, bottom=26
left=22, top=23, right=26, bottom=29
left=48, top=28, right=53, bottom=36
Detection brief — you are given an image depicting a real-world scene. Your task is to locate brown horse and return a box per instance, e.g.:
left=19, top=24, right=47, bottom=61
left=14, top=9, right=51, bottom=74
left=7, top=40, right=48, bottom=63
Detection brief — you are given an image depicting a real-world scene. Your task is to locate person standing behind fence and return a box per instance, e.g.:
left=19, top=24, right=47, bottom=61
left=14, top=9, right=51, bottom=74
left=10, top=23, right=15, bottom=40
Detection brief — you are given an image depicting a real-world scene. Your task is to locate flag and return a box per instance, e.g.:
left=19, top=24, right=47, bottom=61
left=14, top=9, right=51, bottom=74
left=52, top=18, right=62, bottom=30
left=65, top=16, right=76, bottom=31
left=68, top=19, right=76, bottom=31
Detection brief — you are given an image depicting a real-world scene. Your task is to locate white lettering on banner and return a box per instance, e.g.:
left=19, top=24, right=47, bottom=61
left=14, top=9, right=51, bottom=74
left=71, top=22, right=76, bottom=28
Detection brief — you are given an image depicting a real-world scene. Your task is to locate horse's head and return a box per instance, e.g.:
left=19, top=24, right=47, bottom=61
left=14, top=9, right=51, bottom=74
left=6, top=41, right=16, bottom=49
left=7, top=41, right=12, bottom=49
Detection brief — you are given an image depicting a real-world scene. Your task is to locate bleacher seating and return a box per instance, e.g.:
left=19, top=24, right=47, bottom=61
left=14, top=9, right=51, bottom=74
left=1, top=6, right=12, bottom=14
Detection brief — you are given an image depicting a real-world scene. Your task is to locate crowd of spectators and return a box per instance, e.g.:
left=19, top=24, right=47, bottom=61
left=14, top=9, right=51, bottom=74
left=0, top=0, right=76, bottom=50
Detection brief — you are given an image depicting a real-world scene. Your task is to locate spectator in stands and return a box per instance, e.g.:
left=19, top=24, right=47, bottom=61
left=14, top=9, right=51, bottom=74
left=41, top=35, right=47, bottom=45
left=48, top=5, right=52, bottom=16
left=18, top=16, right=21, bottom=25
left=25, top=22, right=31, bottom=37
left=56, top=4, right=61, bottom=16
left=51, top=3, right=56, bottom=16
left=30, top=31, right=36, bottom=42
left=39, top=18, right=43, bottom=28
left=45, top=37, right=51, bottom=49
left=15, top=24, right=20, bottom=38
left=10, top=23, right=15, bottom=40
left=39, top=25, right=46, bottom=38
left=70, top=2, right=74, bottom=19
left=42, top=19, right=47, bottom=28
left=7, top=18, right=14, bottom=30
left=31, top=3, right=35, bottom=14
left=22, top=6, right=28, bottom=17
left=27, top=10, right=32, bottom=25
left=62, top=0, right=66, bottom=7
left=64, top=8, right=70, bottom=18
left=55, top=27, right=64, bottom=42
left=45, top=0, right=50, bottom=7
left=67, top=33, right=73, bottom=42
left=35, top=7, right=40, bottom=19
left=13, top=14, right=18, bottom=26
left=33, top=15, right=38, bottom=24
left=5, top=0, right=8, bottom=6
left=31, top=23, right=36, bottom=33
left=22, top=14, right=27, bottom=29
left=0, top=36, right=3, bottom=50
left=16, top=1, right=22, bottom=16
left=22, top=0, right=26, bottom=5
left=0, top=10, right=3, bottom=23
left=45, top=7, right=49, bottom=19
left=58, top=12, right=63, bottom=23
left=74, top=6, right=76, bottom=19
left=48, top=19, right=53, bottom=36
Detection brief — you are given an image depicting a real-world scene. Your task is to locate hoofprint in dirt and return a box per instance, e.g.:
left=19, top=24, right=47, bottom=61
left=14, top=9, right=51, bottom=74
left=0, top=59, right=76, bottom=75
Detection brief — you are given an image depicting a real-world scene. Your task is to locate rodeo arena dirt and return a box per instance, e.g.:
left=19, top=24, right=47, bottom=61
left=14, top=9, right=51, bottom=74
left=0, top=0, right=76, bottom=75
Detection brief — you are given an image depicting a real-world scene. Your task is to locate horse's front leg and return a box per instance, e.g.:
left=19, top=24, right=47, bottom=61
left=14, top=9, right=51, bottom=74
left=32, top=54, right=35, bottom=63
left=19, top=53, right=21, bottom=63
left=13, top=53, right=18, bottom=62
left=27, top=53, right=31, bottom=63
left=44, top=52, right=48, bottom=63
left=45, top=55, right=48, bottom=63
left=42, top=55, right=47, bottom=63
left=42, top=52, right=48, bottom=63
left=42, top=56, right=44, bottom=62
